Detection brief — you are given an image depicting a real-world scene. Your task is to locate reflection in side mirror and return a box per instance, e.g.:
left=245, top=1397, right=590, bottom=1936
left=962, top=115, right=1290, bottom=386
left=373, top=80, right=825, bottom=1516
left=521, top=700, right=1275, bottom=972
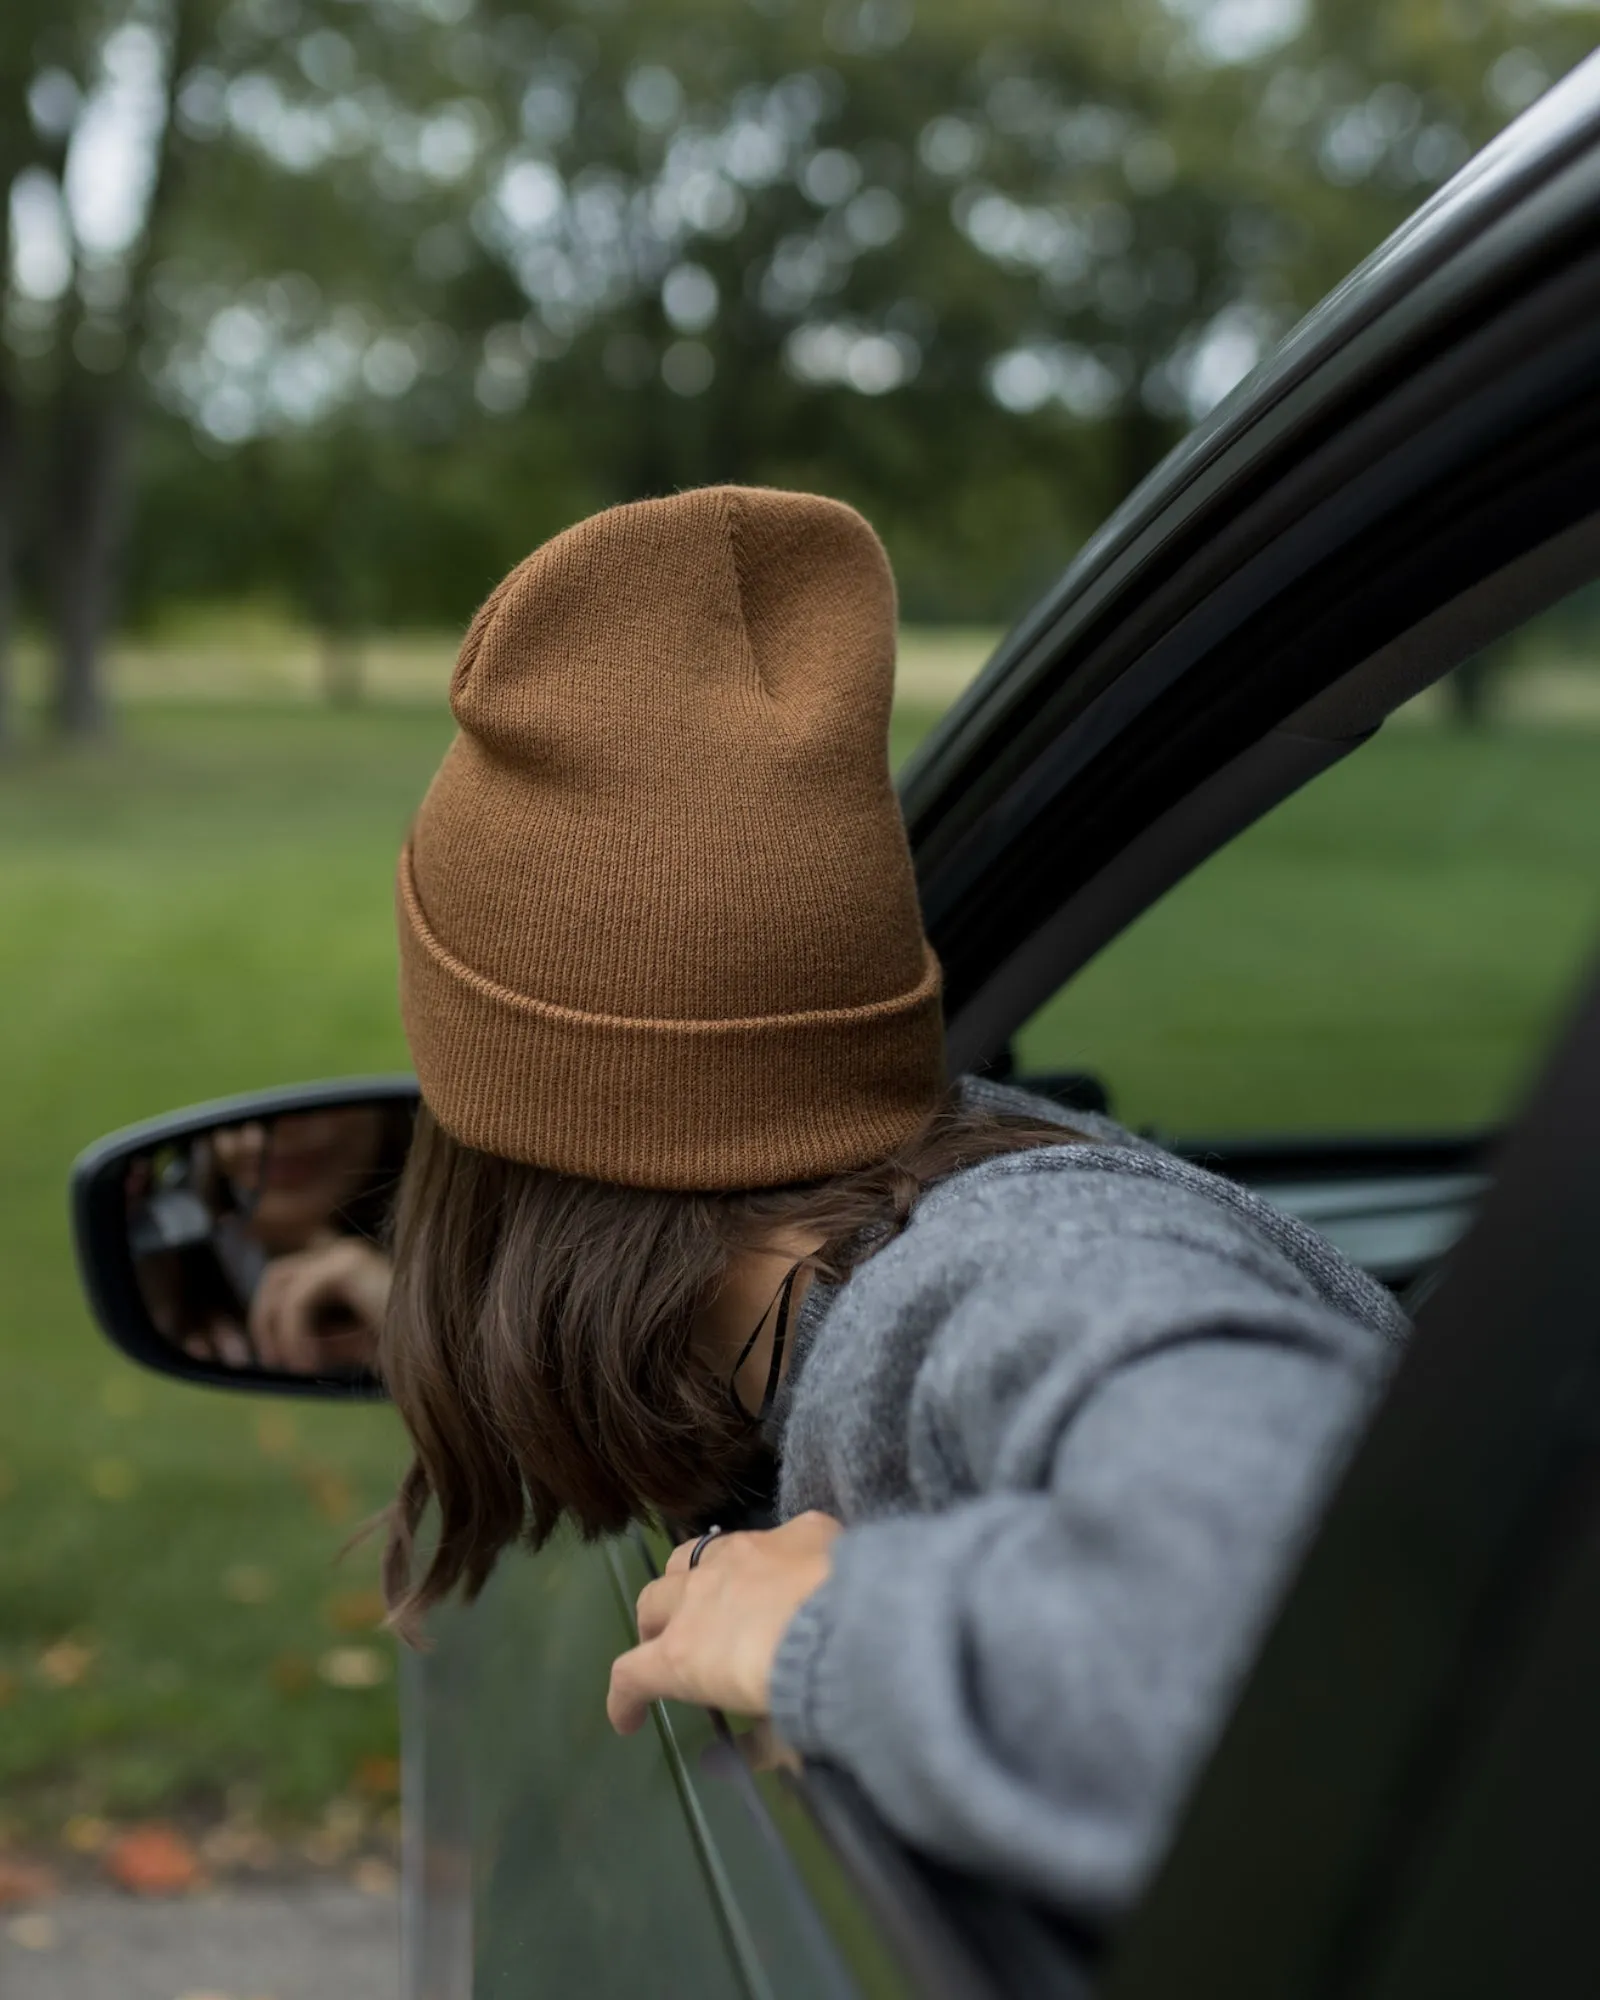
left=71, top=1080, right=417, bottom=1400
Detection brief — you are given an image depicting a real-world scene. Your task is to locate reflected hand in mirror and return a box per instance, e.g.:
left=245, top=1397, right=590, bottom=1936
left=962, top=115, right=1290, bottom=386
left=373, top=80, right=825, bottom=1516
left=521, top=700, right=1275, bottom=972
left=124, top=1100, right=410, bottom=1380
left=250, top=1234, right=393, bottom=1373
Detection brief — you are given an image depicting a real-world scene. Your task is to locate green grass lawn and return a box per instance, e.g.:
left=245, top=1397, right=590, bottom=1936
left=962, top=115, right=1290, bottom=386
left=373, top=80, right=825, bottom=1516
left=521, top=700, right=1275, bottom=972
left=0, top=705, right=454, bottom=1840
left=1, top=695, right=1597, bottom=1847
left=1017, top=725, right=1600, bottom=1135
left=0, top=696, right=945, bottom=1845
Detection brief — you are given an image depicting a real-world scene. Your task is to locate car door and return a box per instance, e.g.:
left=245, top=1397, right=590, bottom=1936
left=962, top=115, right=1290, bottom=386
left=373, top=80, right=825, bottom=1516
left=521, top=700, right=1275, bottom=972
left=1103, top=950, right=1600, bottom=2000
left=409, top=50, right=1600, bottom=2000
left=407, top=1518, right=1011, bottom=2000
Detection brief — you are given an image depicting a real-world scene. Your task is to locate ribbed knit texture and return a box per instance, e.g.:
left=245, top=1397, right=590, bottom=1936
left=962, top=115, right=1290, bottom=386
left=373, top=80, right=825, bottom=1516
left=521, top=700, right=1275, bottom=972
left=397, top=485, right=945, bottom=1188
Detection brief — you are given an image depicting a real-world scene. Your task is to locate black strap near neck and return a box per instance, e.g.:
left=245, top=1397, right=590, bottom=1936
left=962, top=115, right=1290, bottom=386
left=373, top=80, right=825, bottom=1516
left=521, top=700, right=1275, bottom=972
left=729, top=1261, right=801, bottom=1427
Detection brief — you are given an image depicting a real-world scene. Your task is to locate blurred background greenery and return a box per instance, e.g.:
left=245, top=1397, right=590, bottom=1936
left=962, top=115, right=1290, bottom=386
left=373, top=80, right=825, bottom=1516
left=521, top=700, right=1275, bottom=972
left=1, top=0, right=1598, bottom=1866
left=4, top=0, right=1599, bottom=731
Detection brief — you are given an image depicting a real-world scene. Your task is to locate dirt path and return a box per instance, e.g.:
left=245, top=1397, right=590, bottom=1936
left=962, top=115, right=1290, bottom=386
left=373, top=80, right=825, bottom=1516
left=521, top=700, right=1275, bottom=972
left=0, top=1885, right=398, bottom=2000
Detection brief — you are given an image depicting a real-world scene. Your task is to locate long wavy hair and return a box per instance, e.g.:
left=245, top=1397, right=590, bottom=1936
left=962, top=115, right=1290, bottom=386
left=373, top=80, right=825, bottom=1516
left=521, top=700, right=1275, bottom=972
left=379, top=1086, right=1080, bottom=1639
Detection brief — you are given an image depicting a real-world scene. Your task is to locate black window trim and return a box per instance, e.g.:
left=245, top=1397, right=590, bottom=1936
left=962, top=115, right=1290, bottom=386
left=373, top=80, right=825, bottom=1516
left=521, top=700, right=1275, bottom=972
left=946, top=484, right=1600, bottom=1074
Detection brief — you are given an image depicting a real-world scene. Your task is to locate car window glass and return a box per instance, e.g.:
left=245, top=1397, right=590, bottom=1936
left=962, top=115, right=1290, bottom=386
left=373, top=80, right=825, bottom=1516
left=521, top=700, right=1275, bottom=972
left=1015, top=585, right=1600, bottom=1139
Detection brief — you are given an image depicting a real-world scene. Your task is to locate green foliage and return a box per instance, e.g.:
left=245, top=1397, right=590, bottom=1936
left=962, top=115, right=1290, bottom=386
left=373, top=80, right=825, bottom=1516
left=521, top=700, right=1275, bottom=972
left=11, top=0, right=1596, bottom=643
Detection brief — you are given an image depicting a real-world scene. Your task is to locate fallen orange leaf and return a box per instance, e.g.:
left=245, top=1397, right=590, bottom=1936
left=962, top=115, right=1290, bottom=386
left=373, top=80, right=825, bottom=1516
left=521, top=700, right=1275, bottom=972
left=103, top=1823, right=203, bottom=1896
left=269, top=1651, right=313, bottom=1697
left=324, top=1588, right=386, bottom=1634
left=37, top=1639, right=94, bottom=1688
left=61, top=1815, right=111, bottom=1856
left=300, top=1466, right=354, bottom=1523
left=255, top=1410, right=296, bottom=1458
left=0, top=1856, right=57, bottom=1907
left=353, top=1753, right=400, bottom=1798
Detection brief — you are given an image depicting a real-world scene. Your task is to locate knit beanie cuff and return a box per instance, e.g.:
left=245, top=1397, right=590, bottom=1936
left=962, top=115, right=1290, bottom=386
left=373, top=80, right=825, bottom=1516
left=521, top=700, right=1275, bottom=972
left=397, top=843, right=945, bottom=1189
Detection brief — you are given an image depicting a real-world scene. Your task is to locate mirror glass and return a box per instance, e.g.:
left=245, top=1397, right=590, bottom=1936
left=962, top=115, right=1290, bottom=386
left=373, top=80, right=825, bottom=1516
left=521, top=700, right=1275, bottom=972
left=124, top=1100, right=412, bottom=1381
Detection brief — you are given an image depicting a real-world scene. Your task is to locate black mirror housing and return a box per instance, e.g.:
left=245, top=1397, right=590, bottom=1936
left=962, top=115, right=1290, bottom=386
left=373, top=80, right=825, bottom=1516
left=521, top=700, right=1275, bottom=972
left=70, top=1077, right=418, bottom=1401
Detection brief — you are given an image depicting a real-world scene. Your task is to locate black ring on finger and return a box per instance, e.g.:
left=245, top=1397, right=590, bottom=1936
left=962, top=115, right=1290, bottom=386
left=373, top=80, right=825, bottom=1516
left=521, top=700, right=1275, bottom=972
left=687, top=1525, right=725, bottom=1570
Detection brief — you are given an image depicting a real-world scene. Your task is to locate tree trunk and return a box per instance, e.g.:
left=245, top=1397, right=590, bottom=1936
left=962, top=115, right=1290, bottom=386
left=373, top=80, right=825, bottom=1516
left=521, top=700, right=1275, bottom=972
left=319, top=626, right=364, bottom=706
left=52, top=384, right=129, bottom=739
left=45, top=0, right=205, bottom=740
left=1446, top=652, right=1496, bottom=729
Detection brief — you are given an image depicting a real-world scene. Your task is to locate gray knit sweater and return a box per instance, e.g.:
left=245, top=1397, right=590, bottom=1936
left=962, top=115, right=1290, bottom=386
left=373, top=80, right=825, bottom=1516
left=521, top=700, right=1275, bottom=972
left=765, top=1080, right=1408, bottom=1926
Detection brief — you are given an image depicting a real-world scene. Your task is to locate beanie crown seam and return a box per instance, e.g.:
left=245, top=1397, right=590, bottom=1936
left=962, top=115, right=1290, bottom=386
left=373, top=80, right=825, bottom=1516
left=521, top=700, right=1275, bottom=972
left=721, top=487, right=794, bottom=745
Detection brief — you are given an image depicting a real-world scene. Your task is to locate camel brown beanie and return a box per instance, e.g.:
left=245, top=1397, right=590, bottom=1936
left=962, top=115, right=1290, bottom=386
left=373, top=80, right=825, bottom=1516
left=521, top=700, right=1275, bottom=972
left=396, top=485, right=944, bottom=1189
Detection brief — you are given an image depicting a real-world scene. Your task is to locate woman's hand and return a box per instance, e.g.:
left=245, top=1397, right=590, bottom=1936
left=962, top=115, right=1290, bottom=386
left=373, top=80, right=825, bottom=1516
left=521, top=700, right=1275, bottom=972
left=182, top=1317, right=254, bottom=1370
left=249, top=1234, right=392, bottom=1374
left=607, top=1511, right=842, bottom=1736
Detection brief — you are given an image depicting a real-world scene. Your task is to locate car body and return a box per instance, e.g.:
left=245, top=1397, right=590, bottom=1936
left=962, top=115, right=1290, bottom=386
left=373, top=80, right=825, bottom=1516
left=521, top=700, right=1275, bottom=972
left=71, top=48, right=1600, bottom=1999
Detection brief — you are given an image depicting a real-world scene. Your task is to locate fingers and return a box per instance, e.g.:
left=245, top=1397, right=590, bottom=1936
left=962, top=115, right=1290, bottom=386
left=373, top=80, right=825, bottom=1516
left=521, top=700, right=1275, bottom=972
left=618, top=1562, right=732, bottom=1724
left=608, top=1621, right=724, bottom=1734
left=249, top=1241, right=387, bottom=1373
left=249, top=1260, right=296, bottom=1369
left=211, top=1319, right=252, bottom=1369
left=664, top=1513, right=839, bottom=1576
left=334, top=1240, right=393, bottom=1330
left=615, top=1516, right=843, bottom=1735
left=252, top=1257, right=333, bottom=1372
left=634, top=1574, right=686, bottom=1643
left=607, top=1641, right=665, bottom=1736
left=665, top=1528, right=734, bottom=1576
left=213, top=1121, right=265, bottom=1190
left=183, top=1318, right=250, bottom=1368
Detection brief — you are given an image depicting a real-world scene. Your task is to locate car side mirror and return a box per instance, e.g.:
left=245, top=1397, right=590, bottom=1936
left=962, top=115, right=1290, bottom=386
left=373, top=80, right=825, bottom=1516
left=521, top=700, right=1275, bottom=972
left=70, top=1079, right=418, bottom=1400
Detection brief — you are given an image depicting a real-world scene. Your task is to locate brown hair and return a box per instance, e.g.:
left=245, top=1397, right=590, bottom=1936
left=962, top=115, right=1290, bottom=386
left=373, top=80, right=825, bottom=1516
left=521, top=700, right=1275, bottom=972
left=379, top=1087, right=1079, bottom=1638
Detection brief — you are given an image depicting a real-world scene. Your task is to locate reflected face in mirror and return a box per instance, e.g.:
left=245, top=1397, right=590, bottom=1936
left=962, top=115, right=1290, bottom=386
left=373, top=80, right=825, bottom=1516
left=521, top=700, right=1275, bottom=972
left=210, top=1108, right=387, bottom=1253
left=126, top=1101, right=410, bottom=1381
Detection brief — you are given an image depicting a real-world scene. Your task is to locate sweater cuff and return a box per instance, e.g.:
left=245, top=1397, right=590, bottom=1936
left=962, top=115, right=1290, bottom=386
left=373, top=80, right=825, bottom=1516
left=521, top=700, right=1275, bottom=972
left=766, top=1574, right=844, bottom=1755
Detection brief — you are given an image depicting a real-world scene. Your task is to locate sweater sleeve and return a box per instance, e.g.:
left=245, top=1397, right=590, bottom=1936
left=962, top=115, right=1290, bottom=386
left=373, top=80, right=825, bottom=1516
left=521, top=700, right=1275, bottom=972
left=766, top=1179, right=1398, bottom=1924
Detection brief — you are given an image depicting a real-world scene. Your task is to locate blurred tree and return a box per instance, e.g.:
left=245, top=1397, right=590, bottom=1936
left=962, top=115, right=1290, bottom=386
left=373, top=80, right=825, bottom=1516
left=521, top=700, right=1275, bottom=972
left=0, top=0, right=67, bottom=749
left=3, top=0, right=218, bottom=736
left=6, top=0, right=1598, bottom=718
